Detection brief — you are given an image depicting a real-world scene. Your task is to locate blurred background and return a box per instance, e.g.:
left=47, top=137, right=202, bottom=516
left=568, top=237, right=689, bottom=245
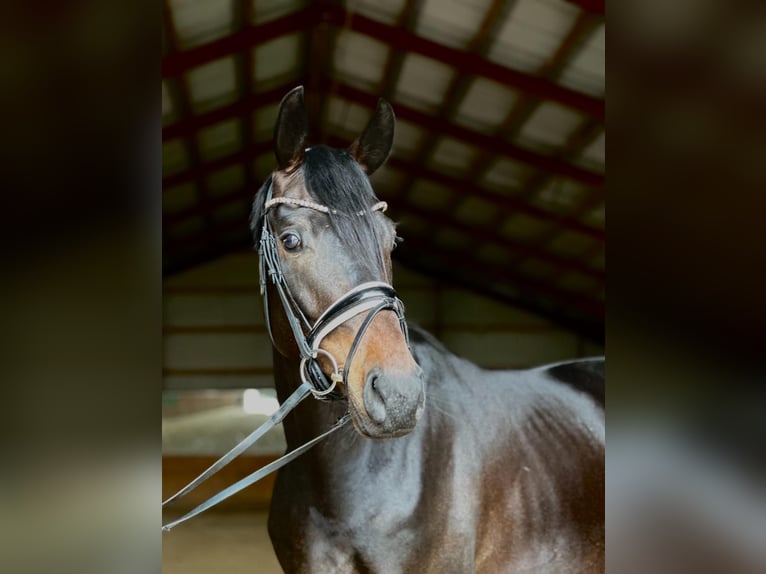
left=160, top=0, right=604, bottom=571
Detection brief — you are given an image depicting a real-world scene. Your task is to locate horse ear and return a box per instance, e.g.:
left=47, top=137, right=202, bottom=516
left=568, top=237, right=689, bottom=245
left=349, top=98, right=395, bottom=175
left=274, top=86, right=308, bottom=170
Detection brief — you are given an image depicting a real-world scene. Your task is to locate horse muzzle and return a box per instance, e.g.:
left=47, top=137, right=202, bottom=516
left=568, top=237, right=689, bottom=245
left=355, top=366, right=425, bottom=438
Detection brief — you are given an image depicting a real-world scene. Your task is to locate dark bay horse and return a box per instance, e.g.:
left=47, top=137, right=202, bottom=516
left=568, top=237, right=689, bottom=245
left=251, top=87, right=604, bottom=573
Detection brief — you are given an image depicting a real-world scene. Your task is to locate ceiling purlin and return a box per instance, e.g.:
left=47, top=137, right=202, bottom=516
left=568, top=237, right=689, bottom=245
left=162, top=214, right=603, bottom=322
left=472, top=11, right=604, bottom=293
left=378, top=0, right=427, bottom=101
left=163, top=76, right=603, bottom=187
left=161, top=236, right=603, bottom=342
left=382, top=155, right=602, bottom=240
left=507, top=12, right=604, bottom=201
left=393, top=250, right=604, bottom=342
left=160, top=4, right=603, bottom=121
left=233, top=0, right=255, bottom=223
left=162, top=138, right=603, bottom=255
left=334, top=81, right=603, bottom=186
left=323, top=7, right=604, bottom=120
left=457, top=10, right=602, bottom=216
left=162, top=82, right=289, bottom=142
left=165, top=184, right=257, bottom=228
left=303, top=0, right=336, bottom=143
left=480, top=11, right=603, bottom=228
left=161, top=5, right=310, bottom=78
left=163, top=139, right=271, bottom=192
left=162, top=0, right=215, bottom=250
left=381, top=196, right=603, bottom=282
left=399, top=0, right=517, bottom=256
left=564, top=0, right=605, bottom=15
left=395, top=234, right=604, bottom=319
left=162, top=129, right=603, bottom=244
left=410, top=0, right=516, bottom=167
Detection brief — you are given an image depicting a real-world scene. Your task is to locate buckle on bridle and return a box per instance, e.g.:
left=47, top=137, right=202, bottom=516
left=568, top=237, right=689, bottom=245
left=300, top=348, right=343, bottom=399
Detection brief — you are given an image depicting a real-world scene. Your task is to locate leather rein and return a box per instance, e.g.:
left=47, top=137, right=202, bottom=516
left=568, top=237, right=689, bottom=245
left=162, top=180, right=408, bottom=531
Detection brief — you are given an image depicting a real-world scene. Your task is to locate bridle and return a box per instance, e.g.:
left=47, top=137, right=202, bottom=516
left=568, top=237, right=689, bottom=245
left=258, top=178, right=409, bottom=400
left=162, top=175, right=410, bottom=531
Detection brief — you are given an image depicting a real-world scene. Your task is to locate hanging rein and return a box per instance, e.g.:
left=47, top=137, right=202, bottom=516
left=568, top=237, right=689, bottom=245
left=161, top=179, right=409, bottom=531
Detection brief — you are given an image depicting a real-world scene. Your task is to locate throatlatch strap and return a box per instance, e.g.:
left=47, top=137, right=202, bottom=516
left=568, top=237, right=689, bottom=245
left=161, top=381, right=313, bottom=508
left=162, top=413, right=351, bottom=531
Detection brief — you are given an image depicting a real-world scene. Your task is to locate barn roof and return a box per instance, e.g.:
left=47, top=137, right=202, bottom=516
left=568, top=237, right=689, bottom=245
left=162, top=0, right=605, bottom=341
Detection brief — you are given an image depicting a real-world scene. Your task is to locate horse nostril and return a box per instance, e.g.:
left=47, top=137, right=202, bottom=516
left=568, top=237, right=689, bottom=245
left=363, top=369, right=386, bottom=424
left=367, top=368, right=382, bottom=391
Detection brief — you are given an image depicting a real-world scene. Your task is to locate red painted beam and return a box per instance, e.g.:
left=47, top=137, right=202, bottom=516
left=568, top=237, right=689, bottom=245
left=162, top=215, right=603, bottom=320
left=387, top=199, right=602, bottom=281
left=163, top=130, right=603, bottom=247
left=162, top=133, right=604, bottom=244
left=334, top=82, right=604, bottom=187
left=162, top=79, right=603, bottom=189
left=565, top=0, right=605, bottom=15
left=164, top=188, right=251, bottom=226
left=164, top=180, right=603, bottom=281
left=162, top=83, right=290, bottom=142
left=160, top=4, right=603, bottom=120
left=162, top=8, right=310, bottom=77
left=163, top=140, right=272, bottom=190
left=322, top=7, right=604, bottom=120
left=324, top=134, right=604, bottom=241
left=393, top=253, right=604, bottom=336
left=398, top=235, right=604, bottom=318
left=385, top=155, right=604, bottom=241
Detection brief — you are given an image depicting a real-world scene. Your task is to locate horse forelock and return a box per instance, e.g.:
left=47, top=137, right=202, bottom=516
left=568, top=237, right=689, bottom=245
left=301, top=145, right=389, bottom=279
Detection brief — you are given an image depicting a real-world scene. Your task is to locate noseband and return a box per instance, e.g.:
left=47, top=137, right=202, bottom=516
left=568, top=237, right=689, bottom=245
left=258, top=180, right=409, bottom=400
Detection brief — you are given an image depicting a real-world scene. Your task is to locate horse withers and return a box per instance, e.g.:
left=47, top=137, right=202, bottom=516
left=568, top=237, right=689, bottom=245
left=252, top=86, right=604, bottom=573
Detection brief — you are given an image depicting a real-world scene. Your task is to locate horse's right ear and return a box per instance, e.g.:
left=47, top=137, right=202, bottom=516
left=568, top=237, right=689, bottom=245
left=274, top=86, right=308, bottom=170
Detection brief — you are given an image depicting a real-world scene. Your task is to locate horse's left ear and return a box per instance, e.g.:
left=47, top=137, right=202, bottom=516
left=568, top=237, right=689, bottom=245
left=349, top=98, right=395, bottom=175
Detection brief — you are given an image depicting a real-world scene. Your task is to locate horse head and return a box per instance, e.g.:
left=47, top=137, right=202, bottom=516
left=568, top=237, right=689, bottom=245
left=251, top=86, right=425, bottom=439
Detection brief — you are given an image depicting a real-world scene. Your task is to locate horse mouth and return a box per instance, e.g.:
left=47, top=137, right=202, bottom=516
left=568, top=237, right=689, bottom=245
left=346, top=383, right=425, bottom=439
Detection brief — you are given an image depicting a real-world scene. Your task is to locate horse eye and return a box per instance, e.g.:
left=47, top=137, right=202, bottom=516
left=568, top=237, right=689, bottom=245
left=281, top=232, right=302, bottom=251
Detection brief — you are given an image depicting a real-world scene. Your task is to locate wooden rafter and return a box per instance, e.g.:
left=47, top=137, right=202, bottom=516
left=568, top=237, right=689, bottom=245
left=465, top=11, right=603, bottom=227
left=163, top=131, right=603, bottom=242
left=233, top=0, right=255, bottom=227
left=401, top=0, right=516, bottom=244
left=162, top=0, right=215, bottom=248
left=160, top=4, right=603, bottom=120
left=163, top=76, right=602, bottom=188
left=394, top=251, right=604, bottom=342
left=162, top=215, right=602, bottom=319
left=383, top=197, right=603, bottom=281
left=378, top=0, right=425, bottom=100
left=394, top=235, right=603, bottom=318
left=565, top=0, right=605, bottom=14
